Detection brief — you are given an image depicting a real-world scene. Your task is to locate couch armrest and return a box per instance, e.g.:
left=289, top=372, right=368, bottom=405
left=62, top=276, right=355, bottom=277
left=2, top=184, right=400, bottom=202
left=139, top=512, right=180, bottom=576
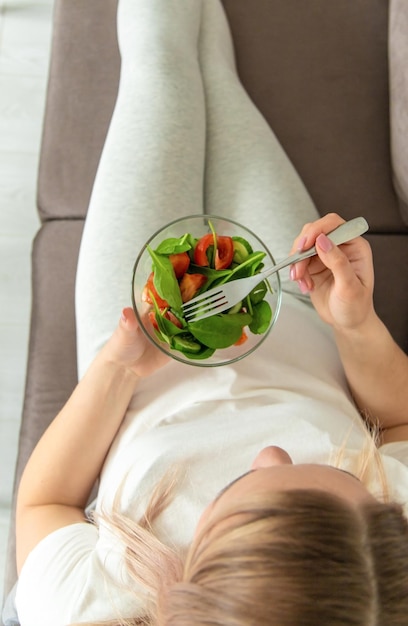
left=3, top=220, right=84, bottom=601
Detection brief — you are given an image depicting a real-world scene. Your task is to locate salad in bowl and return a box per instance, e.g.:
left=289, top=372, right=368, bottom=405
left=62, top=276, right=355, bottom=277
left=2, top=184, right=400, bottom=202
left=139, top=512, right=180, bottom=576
left=132, top=215, right=281, bottom=366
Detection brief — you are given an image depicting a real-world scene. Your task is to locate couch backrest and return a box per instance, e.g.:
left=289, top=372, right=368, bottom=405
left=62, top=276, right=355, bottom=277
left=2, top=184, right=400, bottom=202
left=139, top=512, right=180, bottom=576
left=222, top=0, right=406, bottom=231
left=38, top=0, right=408, bottom=232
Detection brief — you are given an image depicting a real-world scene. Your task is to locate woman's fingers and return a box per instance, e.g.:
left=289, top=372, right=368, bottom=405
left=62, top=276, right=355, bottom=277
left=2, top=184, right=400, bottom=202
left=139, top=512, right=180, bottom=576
left=120, top=306, right=138, bottom=331
left=315, top=234, right=359, bottom=295
left=289, top=213, right=347, bottom=290
left=290, top=213, right=345, bottom=255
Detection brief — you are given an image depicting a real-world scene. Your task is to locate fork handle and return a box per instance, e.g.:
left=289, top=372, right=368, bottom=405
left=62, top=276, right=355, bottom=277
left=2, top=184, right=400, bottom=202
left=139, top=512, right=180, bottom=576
left=261, top=216, right=369, bottom=278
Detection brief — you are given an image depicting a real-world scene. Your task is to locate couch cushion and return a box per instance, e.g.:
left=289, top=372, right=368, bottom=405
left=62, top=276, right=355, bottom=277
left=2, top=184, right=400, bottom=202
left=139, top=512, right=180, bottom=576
left=37, top=0, right=120, bottom=221
left=222, top=0, right=407, bottom=232
left=39, top=0, right=407, bottom=233
left=366, top=233, right=408, bottom=352
left=3, top=220, right=83, bottom=601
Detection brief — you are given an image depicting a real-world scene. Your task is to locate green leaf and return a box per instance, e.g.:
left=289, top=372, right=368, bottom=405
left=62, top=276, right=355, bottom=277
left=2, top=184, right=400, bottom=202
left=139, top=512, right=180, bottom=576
left=172, top=334, right=204, bottom=354
left=179, top=345, right=216, bottom=360
left=249, top=280, right=267, bottom=304
left=188, top=313, right=252, bottom=349
left=155, top=312, right=184, bottom=338
left=147, top=246, right=183, bottom=311
left=232, top=239, right=251, bottom=264
left=150, top=298, right=184, bottom=345
left=207, top=220, right=217, bottom=268
left=248, top=300, right=272, bottom=335
left=227, top=251, right=266, bottom=280
left=232, top=236, right=253, bottom=254
left=154, top=235, right=192, bottom=255
left=189, top=264, right=232, bottom=290
left=189, top=264, right=231, bottom=279
left=186, top=234, right=198, bottom=261
left=153, top=327, right=171, bottom=346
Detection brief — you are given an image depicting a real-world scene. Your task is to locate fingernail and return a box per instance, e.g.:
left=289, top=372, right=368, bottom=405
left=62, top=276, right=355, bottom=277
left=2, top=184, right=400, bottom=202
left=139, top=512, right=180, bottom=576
left=317, top=233, right=333, bottom=253
left=290, top=266, right=297, bottom=281
left=297, top=279, right=309, bottom=294
left=297, top=236, right=307, bottom=252
left=121, top=309, right=127, bottom=323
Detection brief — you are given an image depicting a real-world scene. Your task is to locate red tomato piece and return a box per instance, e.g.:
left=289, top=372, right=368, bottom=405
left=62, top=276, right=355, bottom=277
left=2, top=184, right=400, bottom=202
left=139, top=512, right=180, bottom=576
left=193, top=233, right=214, bottom=267
left=234, top=329, right=248, bottom=346
left=148, top=310, right=159, bottom=330
left=142, top=272, right=169, bottom=308
left=165, top=310, right=183, bottom=328
left=179, top=273, right=207, bottom=303
left=169, top=252, right=190, bottom=278
left=193, top=233, right=234, bottom=270
left=148, top=309, right=182, bottom=330
left=215, top=236, right=234, bottom=270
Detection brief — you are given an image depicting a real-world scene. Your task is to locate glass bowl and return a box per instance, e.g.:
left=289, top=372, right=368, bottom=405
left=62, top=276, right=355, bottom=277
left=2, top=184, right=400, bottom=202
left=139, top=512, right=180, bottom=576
left=131, top=215, right=282, bottom=367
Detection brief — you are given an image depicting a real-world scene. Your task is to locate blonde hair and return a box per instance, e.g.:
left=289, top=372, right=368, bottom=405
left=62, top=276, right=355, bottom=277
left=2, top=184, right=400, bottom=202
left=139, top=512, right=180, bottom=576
left=73, top=434, right=408, bottom=626
left=159, top=490, right=408, bottom=625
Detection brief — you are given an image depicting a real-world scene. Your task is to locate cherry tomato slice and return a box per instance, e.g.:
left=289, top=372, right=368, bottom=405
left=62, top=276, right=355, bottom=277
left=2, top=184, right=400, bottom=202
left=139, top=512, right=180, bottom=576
left=234, top=329, right=248, bottom=346
left=148, top=309, right=182, bottom=330
left=169, top=252, right=190, bottom=278
left=179, top=273, right=207, bottom=303
left=194, top=233, right=234, bottom=270
left=142, top=273, right=169, bottom=308
left=193, top=234, right=213, bottom=267
left=215, top=236, right=234, bottom=270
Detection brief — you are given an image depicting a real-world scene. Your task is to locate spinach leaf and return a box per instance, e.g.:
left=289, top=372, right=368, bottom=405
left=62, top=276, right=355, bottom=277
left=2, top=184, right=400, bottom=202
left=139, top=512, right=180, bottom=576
left=227, top=251, right=266, bottom=280
left=249, top=280, right=267, bottom=304
left=189, top=264, right=231, bottom=279
left=154, top=235, right=192, bottom=255
left=186, top=234, right=198, bottom=261
left=178, top=345, right=215, bottom=360
left=153, top=327, right=171, bottom=346
left=150, top=298, right=184, bottom=345
left=248, top=300, right=272, bottom=334
left=189, top=263, right=232, bottom=290
left=155, top=312, right=184, bottom=338
left=147, top=246, right=183, bottom=311
left=208, top=221, right=217, bottom=268
left=188, top=313, right=252, bottom=349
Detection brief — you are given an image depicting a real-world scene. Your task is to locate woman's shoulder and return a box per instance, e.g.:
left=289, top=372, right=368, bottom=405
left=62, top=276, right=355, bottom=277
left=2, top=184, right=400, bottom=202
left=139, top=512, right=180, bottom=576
left=15, top=522, right=144, bottom=625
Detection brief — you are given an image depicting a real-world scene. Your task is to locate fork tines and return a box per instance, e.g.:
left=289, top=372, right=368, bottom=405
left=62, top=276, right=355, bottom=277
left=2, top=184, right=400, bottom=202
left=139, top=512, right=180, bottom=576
left=183, top=290, right=228, bottom=321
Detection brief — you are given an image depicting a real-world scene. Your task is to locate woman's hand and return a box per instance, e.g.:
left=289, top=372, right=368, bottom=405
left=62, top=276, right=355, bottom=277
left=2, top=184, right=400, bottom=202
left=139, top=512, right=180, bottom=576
left=289, top=213, right=375, bottom=331
left=289, top=213, right=408, bottom=441
left=101, top=307, right=170, bottom=378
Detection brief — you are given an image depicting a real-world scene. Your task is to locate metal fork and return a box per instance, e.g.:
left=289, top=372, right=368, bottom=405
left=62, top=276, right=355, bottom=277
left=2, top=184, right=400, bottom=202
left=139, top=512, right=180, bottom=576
left=182, top=217, right=369, bottom=322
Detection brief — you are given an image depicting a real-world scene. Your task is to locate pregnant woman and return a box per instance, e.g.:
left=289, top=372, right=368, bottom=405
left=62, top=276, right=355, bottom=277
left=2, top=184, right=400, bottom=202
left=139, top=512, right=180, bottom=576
left=13, top=1, right=408, bottom=625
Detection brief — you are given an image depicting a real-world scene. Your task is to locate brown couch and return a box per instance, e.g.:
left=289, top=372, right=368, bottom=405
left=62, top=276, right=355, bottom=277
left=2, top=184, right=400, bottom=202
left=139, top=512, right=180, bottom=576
left=3, top=0, right=408, bottom=617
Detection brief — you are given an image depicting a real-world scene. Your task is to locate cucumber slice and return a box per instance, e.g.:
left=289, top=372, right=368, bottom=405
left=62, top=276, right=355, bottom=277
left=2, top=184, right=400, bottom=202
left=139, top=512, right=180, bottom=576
left=232, top=236, right=253, bottom=253
left=172, top=335, right=203, bottom=354
left=232, top=237, right=253, bottom=264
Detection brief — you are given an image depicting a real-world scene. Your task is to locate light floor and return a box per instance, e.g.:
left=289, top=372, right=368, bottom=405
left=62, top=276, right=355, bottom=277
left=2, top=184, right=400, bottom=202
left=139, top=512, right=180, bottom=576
left=0, top=0, right=54, bottom=606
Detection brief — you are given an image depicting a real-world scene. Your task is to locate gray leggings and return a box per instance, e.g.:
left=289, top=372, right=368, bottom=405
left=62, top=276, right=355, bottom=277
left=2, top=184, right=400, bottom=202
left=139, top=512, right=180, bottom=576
left=75, top=0, right=319, bottom=378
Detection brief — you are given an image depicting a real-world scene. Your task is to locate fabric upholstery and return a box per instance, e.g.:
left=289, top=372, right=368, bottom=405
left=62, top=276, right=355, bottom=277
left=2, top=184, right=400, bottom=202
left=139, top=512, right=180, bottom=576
left=37, top=0, right=120, bottom=221
left=3, top=220, right=83, bottom=603
left=367, top=233, right=408, bottom=350
left=222, top=0, right=404, bottom=231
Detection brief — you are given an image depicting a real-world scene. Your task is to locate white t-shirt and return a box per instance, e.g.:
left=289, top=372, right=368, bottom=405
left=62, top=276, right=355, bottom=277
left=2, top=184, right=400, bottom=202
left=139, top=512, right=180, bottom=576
left=15, top=295, right=408, bottom=625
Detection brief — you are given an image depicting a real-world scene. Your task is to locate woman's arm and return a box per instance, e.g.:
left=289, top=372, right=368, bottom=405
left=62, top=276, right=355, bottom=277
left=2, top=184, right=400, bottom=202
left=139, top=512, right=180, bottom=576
left=16, top=308, right=169, bottom=573
left=332, top=311, right=408, bottom=443
left=290, top=213, right=408, bottom=441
